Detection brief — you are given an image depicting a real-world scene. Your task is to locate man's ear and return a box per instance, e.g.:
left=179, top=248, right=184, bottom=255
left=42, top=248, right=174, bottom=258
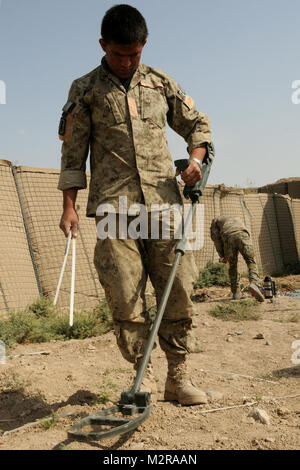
left=99, top=39, right=106, bottom=52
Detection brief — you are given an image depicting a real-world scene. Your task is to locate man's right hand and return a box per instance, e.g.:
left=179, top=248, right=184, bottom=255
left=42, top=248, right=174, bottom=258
left=59, top=207, right=79, bottom=238
left=59, top=188, right=79, bottom=238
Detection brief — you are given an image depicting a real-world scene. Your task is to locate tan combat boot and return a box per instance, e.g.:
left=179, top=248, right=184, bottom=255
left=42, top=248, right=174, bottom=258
left=164, top=355, right=208, bottom=405
left=249, top=283, right=265, bottom=302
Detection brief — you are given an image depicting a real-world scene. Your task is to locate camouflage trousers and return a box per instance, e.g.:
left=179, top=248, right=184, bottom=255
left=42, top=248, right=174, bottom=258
left=94, top=213, right=198, bottom=365
left=223, top=231, right=261, bottom=294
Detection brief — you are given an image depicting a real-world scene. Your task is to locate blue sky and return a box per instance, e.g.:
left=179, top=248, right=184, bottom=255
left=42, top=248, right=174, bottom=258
left=0, top=0, right=299, bottom=187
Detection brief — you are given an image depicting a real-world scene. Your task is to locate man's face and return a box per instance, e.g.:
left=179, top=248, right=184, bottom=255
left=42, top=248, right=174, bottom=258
left=99, top=40, right=145, bottom=79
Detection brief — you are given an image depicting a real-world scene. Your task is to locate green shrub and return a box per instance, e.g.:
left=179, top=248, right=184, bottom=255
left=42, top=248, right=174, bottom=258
left=28, top=296, right=56, bottom=318
left=209, top=299, right=261, bottom=321
left=194, top=262, right=230, bottom=288
left=0, top=298, right=113, bottom=348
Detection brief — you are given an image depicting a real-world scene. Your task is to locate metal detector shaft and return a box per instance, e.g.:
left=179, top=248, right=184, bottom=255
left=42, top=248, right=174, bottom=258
left=130, top=157, right=212, bottom=396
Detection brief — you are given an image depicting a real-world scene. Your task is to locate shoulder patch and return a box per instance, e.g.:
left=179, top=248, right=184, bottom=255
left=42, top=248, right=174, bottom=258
left=178, top=88, right=186, bottom=100
left=177, top=87, right=194, bottom=110
left=184, top=95, right=194, bottom=109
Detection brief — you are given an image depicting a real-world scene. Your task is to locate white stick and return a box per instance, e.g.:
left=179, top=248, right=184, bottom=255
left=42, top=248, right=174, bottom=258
left=199, top=368, right=279, bottom=385
left=2, top=412, right=74, bottom=436
left=8, top=351, right=50, bottom=359
left=199, top=401, right=258, bottom=414
left=69, top=237, right=76, bottom=326
left=54, top=231, right=72, bottom=305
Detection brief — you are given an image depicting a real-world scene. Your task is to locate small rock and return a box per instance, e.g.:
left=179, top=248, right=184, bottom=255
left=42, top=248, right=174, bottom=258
left=248, top=407, right=270, bottom=425
left=215, top=437, right=229, bottom=443
left=129, top=442, right=144, bottom=450
left=226, top=337, right=234, bottom=343
left=264, top=437, right=275, bottom=443
left=242, top=396, right=252, bottom=404
left=276, top=407, right=290, bottom=417
left=88, top=344, right=96, bottom=350
left=236, top=330, right=243, bottom=335
left=247, top=417, right=256, bottom=424
left=253, top=333, right=264, bottom=339
left=265, top=340, right=271, bottom=345
left=206, top=391, right=224, bottom=402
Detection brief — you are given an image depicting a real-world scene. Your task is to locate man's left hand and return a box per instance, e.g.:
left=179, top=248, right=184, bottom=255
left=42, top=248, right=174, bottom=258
left=175, top=146, right=206, bottom=186
left=176, top=159, right=202, bottom=186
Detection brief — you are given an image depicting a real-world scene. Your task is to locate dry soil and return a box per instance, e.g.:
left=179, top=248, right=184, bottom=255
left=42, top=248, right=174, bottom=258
left=0, top=276, right=300, bottom=451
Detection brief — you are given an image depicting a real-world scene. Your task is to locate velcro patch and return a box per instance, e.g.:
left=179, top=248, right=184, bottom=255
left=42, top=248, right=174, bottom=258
left=58, top=101, right=77, bottom=142
left=58, top=112, right=75, bottom=142
left=127, top=96, right=138, bottom=118
left=140, top=80, right=164, bottom=89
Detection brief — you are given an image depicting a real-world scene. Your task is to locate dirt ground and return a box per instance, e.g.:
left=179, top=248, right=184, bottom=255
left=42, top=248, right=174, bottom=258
left=0, top=275, right=299, bottom=451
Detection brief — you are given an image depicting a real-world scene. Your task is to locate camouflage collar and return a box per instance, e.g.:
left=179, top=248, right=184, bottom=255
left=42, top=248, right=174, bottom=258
left=98, top=56, right=147, bottom=91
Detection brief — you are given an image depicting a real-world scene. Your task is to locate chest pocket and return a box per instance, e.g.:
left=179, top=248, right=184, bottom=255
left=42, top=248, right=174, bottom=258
left=140, top=80, right=168, bottom=128
left=92, top=88, right=126, bottom=127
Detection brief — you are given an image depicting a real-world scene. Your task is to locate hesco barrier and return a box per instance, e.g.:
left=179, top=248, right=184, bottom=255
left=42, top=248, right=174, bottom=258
left=0, top=158, right=299, bottom=315
left=258, top=178, right=300, bottom=199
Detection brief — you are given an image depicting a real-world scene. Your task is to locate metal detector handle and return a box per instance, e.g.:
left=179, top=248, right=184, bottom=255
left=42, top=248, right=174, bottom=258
left=175, top=155, right=213, bottom=203
left=174, top=157, right=212, bottom=255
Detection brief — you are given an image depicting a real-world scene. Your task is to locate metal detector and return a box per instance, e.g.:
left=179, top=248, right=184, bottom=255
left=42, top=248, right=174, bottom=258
left=68, top=155, right=213, bottom=441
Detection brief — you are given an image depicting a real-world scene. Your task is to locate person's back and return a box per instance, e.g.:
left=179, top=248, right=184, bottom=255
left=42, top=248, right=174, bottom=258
left=210, top=215, right=264, bottom=302
left=211, top=216, right=249, bottom=240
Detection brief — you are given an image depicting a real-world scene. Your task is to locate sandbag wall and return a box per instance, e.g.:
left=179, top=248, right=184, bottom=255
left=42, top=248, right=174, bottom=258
left=0, top=160, right=103, bottom=316
left=0, top=158, right=299, bottom=316
left=0, top=160, right=40, bottom=314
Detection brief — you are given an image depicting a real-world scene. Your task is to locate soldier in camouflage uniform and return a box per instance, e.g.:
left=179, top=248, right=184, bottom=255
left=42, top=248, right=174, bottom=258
left=58, top=4, right=215, bottom=405
left=210, top=216, right=264, bottom=301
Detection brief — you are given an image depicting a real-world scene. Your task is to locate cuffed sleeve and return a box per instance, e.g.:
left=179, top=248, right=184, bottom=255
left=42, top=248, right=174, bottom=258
left=57, top=169, right=87, bottom=190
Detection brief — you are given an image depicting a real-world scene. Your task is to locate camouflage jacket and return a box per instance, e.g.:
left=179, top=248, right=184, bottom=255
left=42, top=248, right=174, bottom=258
left=57, top=57, right=213, bottom=217
left=210, top=216, right=250, bottom=258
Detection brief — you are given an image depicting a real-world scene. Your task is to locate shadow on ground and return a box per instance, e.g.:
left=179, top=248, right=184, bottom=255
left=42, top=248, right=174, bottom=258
left=273, top=365, right=300, bottom=379
left=0, top=388, right=100, bottom=433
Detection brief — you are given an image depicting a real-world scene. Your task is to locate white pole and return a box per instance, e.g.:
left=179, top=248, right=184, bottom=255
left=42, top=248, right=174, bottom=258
left=54, top=230, right=72, bottom=305
left=70, top=237, right=76, bottom=327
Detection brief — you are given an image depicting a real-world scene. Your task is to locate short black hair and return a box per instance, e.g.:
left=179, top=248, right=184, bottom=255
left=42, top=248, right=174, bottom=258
left=101, top=4, right=148, bottom=44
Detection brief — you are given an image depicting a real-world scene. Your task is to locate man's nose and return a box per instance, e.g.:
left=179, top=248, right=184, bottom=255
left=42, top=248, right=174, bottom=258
left=120, top=56, right=131, bottom=67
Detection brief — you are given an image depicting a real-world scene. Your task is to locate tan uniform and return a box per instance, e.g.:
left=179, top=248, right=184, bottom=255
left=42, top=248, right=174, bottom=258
left=58, top=57, right=213, bottom=364
left=58, top=58, right=213, bottom=215
left=210, top=216, right=261, bottom=294
left=94, top=213, right=198, bottom=363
